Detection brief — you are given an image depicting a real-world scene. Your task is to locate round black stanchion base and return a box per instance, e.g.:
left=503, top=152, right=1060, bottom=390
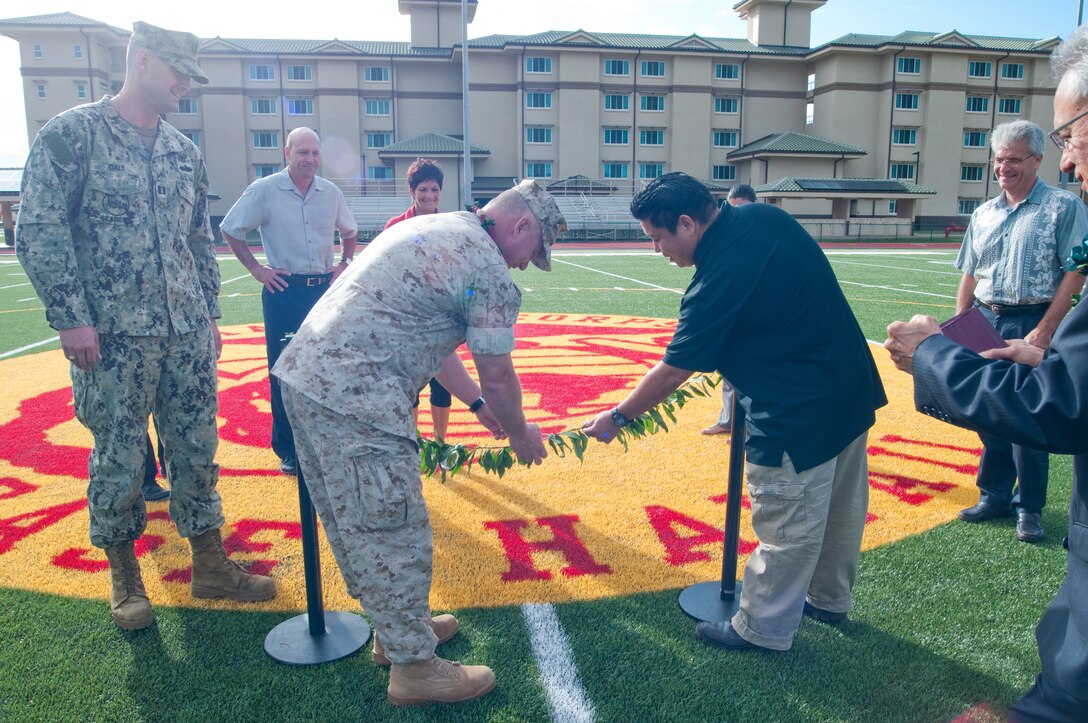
left=678, top=580, right=743, bottom=624
left=264, top=611, right=371, bottom=665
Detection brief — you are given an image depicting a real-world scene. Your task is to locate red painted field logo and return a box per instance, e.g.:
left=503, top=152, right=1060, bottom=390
left=0, top=314, right=983, bottom=612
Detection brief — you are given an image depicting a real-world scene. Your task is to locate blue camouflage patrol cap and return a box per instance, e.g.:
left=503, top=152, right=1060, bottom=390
left=131, top=21, right=209, bottom=84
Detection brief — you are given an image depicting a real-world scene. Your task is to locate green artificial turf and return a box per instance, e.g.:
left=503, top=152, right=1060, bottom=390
left=0, top=245, right=1076, bottom=722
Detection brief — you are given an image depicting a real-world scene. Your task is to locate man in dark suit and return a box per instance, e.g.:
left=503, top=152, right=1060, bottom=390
left=883, top=26, right=1088, bottom=722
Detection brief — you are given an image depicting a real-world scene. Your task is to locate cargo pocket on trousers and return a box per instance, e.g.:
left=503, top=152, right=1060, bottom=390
left=746, top=478, right=808, bottom=545
left=348, top=453, right=410, bottom=531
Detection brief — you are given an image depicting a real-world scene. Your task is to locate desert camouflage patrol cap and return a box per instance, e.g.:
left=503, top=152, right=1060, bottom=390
left=131, top=21, right=209, bottom=84
left=512, top=179, right=566, bottom=272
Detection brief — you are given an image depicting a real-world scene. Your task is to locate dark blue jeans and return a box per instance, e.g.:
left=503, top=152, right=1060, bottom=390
left=974, top=303, right=1050, bottom=513
left=263, top=276, right=330, bottom=461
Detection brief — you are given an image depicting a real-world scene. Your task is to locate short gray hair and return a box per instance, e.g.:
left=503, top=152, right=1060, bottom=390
left=1051, top=26, right=1088, bottom=102
left=992, top=120, right=1045, bottom=157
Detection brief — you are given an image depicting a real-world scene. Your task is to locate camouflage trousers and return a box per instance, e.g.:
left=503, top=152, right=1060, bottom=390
left=282, top=384, right=438, bottom=665
left=71, top=326, right=223, bottom=547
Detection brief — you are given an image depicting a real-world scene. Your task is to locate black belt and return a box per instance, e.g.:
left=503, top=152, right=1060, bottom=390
left=287, top=273, right=333, bottom=287
left=973, top=299, right=1050, bottom=316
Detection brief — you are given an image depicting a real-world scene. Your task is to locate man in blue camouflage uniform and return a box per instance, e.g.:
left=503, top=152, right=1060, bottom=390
left=275, top=180, right=565, bottom=706
left=16, top=21, right=276, bottom=631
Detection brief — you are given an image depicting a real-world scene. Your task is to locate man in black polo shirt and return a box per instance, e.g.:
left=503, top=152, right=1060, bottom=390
left=583, top=173, right=887, bottom=652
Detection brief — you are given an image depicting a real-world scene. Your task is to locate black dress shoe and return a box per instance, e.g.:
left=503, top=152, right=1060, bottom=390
left=695, top=622, right=767, bottom=651
left=142, top=477, right=170, bottom=501
left=280, top=456, right=298, bottom=476
left=958, top=501, right=1014, bottom=522
left=803, top=601, right=847, bottom=624
left=1016, top=512, right=1044, bottom=543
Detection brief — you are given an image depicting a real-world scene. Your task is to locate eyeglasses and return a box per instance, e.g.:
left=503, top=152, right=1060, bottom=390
left=1049, top=106, right=1088, bottom=150
left=991, top=156, right=1033, bottom=166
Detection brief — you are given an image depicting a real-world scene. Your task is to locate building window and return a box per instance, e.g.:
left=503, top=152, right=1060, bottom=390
left=286, top=65, right=312, bottom=81
left=888, top=200, right=898, bottom=214
left=33, top=43, right=42, bottom=59
left=73, top=44, right=83, bottom=60
left=640, top=95, right=665, bottom=112
left=713, top=130, right=738, bottom=148
left=714, top=97, right=739, bottom=114
left=252, top=131, right=279, bottom=149
left=251, top=98, right=277, bottom=115
left=892, top=128, right=917, bottom=145
left=255, top=165, right=279, bottom=179
left=1001, top=62, right=1024, bottom=80
left=365, top=98, right=391, bottom=115
left=895, top=93, right=919, bottom=110
left=526, top=127, right=552, bottom=144
left=525, top=56, right=552, bottom=74
left=177, top=98, right=198, bottom=114
left=640, top=163, right=663, bottom=179
left=999, top=97, right=1022, bottom=114
left=603, top=128, right=629, bottom=145
left=525, top=162, right=553, bottom=178
left=604, top=59, right=629, bottom=76
left=640, top=129, right=664, bottom=146
left=712, top=165, right=736, bottom=181
left=958, top=198, right=982, bottom=214
left=889, top=163, right=915, bottom=180
left=364, top=66, right=389, bottom=82
left=604, top=94, right=629, bottom=111
left=715, top=63, right=740, bottom=80
left=526, top=92, right=553, bottom=109
left=961, top=165, right=986, bottom=181
left=181, top=130, right=201, bottom=146
left=965, top=96, right=990, bottom=113
left=76, top=83, right=86, bottom=100
left=964, top=131, right=987, bottom=147
left=36, top=83, right=46, bottom=99
left=370, top=166, right=394, bottom=180
left=968, top=61, right=992, bottom=78
left=897, top=57, right=921, bottom=74
left=287, top=98, right=313, bottom=115
left=603, top=162, right=629, bottom=179
left=641, top=60, right=665, bottom=77
left=249, top=64, right=276, bottom=81
left=366, top=132, right=391, bottom=149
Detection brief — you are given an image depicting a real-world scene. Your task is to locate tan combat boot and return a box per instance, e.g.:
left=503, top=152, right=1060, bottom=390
left=103, top=542, right=154, bottom=630
left=372, top=613, right=460, bottom=666
left=387, top=655, right=496, bottom=706
left=189, top=528, right=276, bottom=602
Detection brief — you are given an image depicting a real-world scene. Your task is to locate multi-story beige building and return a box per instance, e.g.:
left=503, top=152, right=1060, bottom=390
left=0, top=0, right=1067, bottom=236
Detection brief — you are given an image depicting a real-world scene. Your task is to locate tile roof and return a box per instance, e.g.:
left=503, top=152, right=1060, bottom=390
left=730, top=132, right=867, bottom=157
left=0, top=11, right=126, bottom=34
left=820, top=30, right=1059, bottom=53
left=378, top=132, right=489, bottom=155
left=756, top=177, right=936, bottom=195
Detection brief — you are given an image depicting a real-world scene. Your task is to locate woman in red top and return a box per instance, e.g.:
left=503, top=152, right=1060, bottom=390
left=385, top=158, right=452, bottom=440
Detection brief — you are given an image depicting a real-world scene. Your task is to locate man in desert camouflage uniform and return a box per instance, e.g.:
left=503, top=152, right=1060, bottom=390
left=16, top=21, right=275, bottom=631
left=275, top=179, right=565, bottom=706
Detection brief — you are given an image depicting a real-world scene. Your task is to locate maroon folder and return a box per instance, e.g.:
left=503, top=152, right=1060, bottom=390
left=939, top=307, right=1008, bottom=353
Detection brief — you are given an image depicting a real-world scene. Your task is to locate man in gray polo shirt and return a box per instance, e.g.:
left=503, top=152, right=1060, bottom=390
left=220, top=127, right=358, bottom=476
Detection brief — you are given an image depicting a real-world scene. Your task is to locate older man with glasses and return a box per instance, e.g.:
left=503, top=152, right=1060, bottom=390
left=952, top=119, right=1088, bottom=544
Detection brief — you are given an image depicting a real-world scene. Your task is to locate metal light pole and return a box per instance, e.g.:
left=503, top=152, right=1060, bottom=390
left=461, top=0, right=472, bottom=207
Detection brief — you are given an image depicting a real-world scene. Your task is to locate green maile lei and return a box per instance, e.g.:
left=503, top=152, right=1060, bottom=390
left=418, top=374, right=722, bottom=480
left=1069, top=239, right=1088, bottom=307
left=467, top=204, right=495, bottom=230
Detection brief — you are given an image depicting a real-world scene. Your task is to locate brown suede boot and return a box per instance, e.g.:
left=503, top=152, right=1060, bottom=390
left=189, top=528, right=276, bottom=602
left=103, top=542, right=154, bottom=630
left=387, top=655, right=496, bottom=706
left=372, top=613, right=460, bottom=666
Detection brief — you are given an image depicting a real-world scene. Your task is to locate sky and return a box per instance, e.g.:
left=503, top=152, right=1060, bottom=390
left=0, top=0, right=1082, bottom=165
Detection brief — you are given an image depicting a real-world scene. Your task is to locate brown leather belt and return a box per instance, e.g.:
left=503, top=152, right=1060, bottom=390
left=973, top=299, right=1050, bottom=316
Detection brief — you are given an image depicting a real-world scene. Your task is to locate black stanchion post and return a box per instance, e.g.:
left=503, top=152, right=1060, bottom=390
left=264, top=335, right=371, bottom=665
left=678, top=390, right=747, bottom=623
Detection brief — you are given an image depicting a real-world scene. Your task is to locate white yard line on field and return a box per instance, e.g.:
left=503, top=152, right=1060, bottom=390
left=828, top=258, right=960, bottom=276
left=839, top=279, right=955, bottom=300
left=0, top=335, right=59, bottom=359
left=552, top=258, right=684, bottom=295
left=523, top=603, right=596, bottom=723
left=0, top=282, right=31, bottom=290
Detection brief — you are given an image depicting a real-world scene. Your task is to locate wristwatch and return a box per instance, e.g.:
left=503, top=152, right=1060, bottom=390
left=610, top=407, right=632, bottom=428
left=339, top=256, right=353, bottom=265
left=469, top=396, right=486, bottom=413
